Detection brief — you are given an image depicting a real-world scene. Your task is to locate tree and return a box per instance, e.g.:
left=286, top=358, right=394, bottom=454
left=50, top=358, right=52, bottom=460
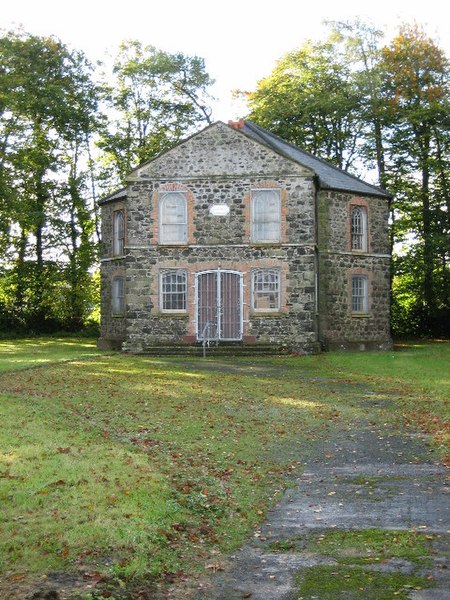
left=380, top=24, right=450, bottom=334
left=0, top=29, right=100, bottom=331
left=247, top=39, right=364, bottom=170
left=245, top=21, right=450, bottom=337
left=98, top=40, right=214, bottom=187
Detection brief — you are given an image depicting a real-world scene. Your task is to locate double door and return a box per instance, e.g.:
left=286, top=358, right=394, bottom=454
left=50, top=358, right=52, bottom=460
left=196, top=270, right=243, bottom=341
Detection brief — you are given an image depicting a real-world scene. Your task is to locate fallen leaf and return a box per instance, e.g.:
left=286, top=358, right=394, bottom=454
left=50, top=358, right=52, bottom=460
left=205, top=562, right=224, bottom=572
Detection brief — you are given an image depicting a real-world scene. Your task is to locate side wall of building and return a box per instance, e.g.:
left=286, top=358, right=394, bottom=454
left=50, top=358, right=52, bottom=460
left=98, top=200, right=127, bottom=349
left=317, top=190, right=392, bottom=351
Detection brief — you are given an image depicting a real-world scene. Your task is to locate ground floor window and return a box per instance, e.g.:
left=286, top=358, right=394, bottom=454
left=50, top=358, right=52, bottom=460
left=112, top=276, right=125, bottom=315
left=160, top=269, right=187, bottom=311
left=351, top=275, right=368, bottom=313
left=252, top=269, right=280, bottom=311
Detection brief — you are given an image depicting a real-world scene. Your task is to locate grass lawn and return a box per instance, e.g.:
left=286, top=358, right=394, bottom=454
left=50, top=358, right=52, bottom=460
left=0, top=337, right=100, bottom=373
left=0, top=338, right=448, bottom=598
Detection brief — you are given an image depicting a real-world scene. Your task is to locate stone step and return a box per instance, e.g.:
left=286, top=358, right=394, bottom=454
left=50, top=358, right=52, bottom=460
left=136, top=343, right=290, bottom=357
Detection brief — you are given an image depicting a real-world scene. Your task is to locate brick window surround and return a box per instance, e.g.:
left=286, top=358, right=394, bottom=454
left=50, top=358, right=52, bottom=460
left=151, top=183, right=196, bottom=245
left=243, top=182, right=288, bottom=244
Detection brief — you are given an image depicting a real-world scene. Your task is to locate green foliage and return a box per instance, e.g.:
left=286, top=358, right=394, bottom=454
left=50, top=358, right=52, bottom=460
left=0, top=262, right=100, bottom=333
left=247, top=21, right=450, bottom=337
left=0, top=30, right=215, bottom=333
left=248, top=39, right=363, bottom=170
left=0, top=29, right=100, bottom=333
left=98, top=40, right=214, bottom=187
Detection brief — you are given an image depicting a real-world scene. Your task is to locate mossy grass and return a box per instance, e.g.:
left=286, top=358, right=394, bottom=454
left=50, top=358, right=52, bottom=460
left=295, top=565, right=430, bottom=599
left=308, top=529, right=433, bottom=564
left=0, top=338, right=448, bottom=597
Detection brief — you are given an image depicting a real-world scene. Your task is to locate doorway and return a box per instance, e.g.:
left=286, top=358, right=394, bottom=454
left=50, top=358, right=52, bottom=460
left=195, top=270, right=243, bottom=341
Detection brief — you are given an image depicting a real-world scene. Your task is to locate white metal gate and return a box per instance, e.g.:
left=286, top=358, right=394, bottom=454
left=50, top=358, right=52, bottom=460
left=196, top=270, right=243, bottom=341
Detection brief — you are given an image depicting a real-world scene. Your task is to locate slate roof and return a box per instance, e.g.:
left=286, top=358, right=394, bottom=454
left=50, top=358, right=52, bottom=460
left=240, top=121, right=391, bottom=199
left=98, top=187, right=127, bottom=206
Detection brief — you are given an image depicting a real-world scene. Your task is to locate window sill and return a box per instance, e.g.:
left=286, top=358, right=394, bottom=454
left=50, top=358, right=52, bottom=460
left=351, top=312, right=370, bottom=318
left=250, top=242, right=282, bottom=248
left=100, top=255, right=126, bottom=262
left=251, top=311, right=282, bottom=318
left=112, top=313, right=125, bottom=318
left=158, top=311, right=189, bottom=318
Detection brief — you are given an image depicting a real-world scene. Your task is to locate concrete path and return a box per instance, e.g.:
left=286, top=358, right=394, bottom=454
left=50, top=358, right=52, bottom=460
left=194, top=422, right=449, bottom=599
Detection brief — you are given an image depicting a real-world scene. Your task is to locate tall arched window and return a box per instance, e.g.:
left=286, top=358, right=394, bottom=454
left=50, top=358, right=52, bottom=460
left=159, top=191, right=187, bottom=244
left=351, top=206, right=368, bottom=251
left=113, top=210, right=124, bottom=256
left=112, top=276, right=124, bottom=315
left=251, top=189, right=281, bottom=243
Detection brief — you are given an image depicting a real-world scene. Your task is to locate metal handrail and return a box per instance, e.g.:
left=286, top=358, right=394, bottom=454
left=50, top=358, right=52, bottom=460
left=201, top=321, right=213, bottom=358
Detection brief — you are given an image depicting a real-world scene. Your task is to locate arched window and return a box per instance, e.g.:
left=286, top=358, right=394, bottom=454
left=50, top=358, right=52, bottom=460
left=160, top=270, right=187, bottom=311
left=113, top=210, right=124, bottom=256
left=159, top=191, right=187, bottom=244
left=251, top=189, right=281, bottom=243
left=351, top=206, right=368, bottom=251
left=112, top=277, right=124, bottom=315
left=252, top=269, right=280, bottom=311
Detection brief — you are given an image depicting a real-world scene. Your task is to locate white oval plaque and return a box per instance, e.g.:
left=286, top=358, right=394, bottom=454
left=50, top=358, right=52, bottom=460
left=209, top=204, right=230, bottom=216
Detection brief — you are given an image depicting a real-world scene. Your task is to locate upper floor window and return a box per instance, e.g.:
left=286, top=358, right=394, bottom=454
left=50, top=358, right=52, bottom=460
left=351, top=205, right=368, bottom=252
left=351, top=275, right=368, bottom=313
left=252, top=269, right=280, bottom=311
left=113, top=210, right=125, bottom=256
left=160, top=270, right=187, bottom=311
left=159, top=191, right=187, bottom=244
left=251, top=189, right=281, bottom=243
left=112, top=276, right=125, bottom=315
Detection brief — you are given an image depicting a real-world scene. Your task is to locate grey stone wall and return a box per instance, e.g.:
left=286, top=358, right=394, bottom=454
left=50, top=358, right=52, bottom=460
left=122, top=245, right=318, bottom=352
left=125, top=175, right=315, bottom=248
left=318, top=190, right=392, bottom=351
left=134, top=122, right=311, bottom=180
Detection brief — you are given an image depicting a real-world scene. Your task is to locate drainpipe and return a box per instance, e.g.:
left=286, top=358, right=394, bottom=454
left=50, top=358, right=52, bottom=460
left=314, top=176, right=325, bottom=351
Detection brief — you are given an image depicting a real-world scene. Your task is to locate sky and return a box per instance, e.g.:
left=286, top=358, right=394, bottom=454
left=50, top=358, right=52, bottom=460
left=2, top=0, right=450, bottom=121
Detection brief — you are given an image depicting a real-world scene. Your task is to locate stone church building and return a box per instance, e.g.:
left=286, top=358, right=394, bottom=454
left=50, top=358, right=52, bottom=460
left=98, top=120, right=392, bottom=353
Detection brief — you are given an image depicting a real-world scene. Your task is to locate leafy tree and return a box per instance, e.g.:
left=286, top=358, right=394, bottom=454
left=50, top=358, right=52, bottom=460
left=247, top=39, right=364, bottom=170
left=0, top=29, right=100, bottom=331
left=380, top=24, right=450, bottom=334
left=98, top=40, right=214, bottom=187
left=246, top=21, right=450, bottom=337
